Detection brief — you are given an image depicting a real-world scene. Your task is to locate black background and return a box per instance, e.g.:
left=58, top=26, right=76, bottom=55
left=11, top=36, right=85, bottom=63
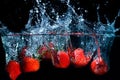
left=0, top=0, right=120, bottom=80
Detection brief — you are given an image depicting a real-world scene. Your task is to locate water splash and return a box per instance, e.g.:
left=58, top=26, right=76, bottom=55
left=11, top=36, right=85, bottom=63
left=0, top=0, right=120, bottom=64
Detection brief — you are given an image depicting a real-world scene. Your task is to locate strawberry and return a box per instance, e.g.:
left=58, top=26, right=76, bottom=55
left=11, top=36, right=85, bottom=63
left=71, top=48, right=91, bottom=67
left=19, top=46, right=27, bottom=59
left=51, top=50, right=70, bottom=68
left=38, top=45, right=48, bottom=54
left=38, top=45, right=51, bottom=59
left=90, top=56, right=108, bottom=75
left=6, top=60, right=21, bottom=80
left=43, top=50, right=51, bottom=59
left=22, top=56, right=40, bottom=72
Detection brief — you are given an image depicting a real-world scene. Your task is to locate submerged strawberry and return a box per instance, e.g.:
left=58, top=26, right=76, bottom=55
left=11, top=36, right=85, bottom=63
left=38, top=45, right=51, bottom=59
left=6, top=60, right=21, bottom=80
left=38, top=45, right=48, bottom=54
left=51, top=50, right=70, bottom=68
left=22, top=56, right=40, bottom=72
left=19, top=46, right=27, bottom=59
left=57, top=51, right=70, bottom=68
left=71, top=48, right=91, bottom=67
left=90, top=56, right=108, bottom=75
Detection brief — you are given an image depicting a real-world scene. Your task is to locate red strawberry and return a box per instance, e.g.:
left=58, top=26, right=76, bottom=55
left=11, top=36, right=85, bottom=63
left=43, top=50, right=51, bottom=59
left=71, top=48, right=91, bottom=67
left=19, top=46, right=27, bottom=59
left=51, top=50, right=70, bottom=68
left=38, top=45, right=51, bottom=59
left=6, top=60, right=21, bottom=80
left=90, top=56, right=108, bottom=75
left=22, top=56, right=40, bottom=72
left=38, top=45, right=48, bottom=54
